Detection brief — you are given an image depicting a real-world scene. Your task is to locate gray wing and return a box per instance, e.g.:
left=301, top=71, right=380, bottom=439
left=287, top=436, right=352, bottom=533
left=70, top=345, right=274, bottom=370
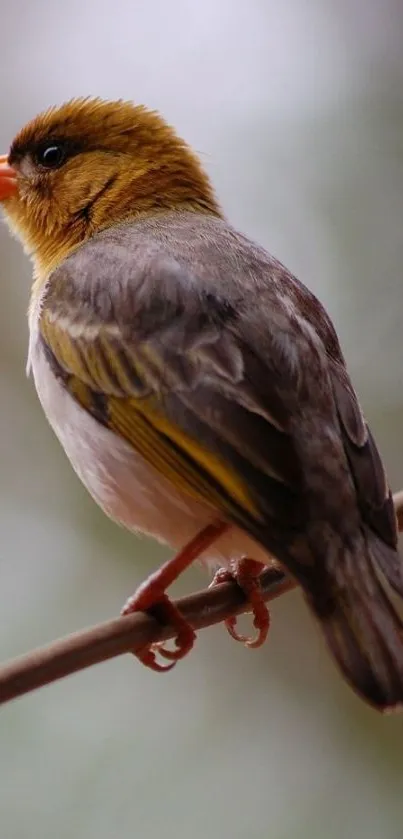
left=38, top=221, right=399, bottom=577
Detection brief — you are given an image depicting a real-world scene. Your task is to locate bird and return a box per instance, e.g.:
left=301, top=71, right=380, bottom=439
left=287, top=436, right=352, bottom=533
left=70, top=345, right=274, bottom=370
left=1, top=97, right=403, bottom=710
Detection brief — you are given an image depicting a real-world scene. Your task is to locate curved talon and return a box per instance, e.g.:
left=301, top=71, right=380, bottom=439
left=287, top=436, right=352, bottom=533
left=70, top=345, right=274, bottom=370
left=150, top=616, right=196, bottom=662
left=210, top=558, right=270, bottom=649
left=136, top=645, right=176, bottom=672
left=154, top=634, right=195, bottom=661
left=224, top=608, right=269, bottom=649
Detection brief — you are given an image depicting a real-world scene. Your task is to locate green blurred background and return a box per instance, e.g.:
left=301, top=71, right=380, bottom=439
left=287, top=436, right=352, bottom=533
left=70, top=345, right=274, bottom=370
left=1, top=1, right=403, bottom=837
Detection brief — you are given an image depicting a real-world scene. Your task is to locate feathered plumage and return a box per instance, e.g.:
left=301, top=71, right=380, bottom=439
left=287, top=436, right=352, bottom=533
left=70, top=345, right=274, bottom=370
left=1, top=98, right=403, bottom=708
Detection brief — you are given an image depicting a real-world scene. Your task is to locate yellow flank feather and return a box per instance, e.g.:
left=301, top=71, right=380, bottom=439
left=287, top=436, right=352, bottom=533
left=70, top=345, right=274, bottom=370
left=130, top=395, right=259, bottom=518
left=109, top=397, right=236, bottom=510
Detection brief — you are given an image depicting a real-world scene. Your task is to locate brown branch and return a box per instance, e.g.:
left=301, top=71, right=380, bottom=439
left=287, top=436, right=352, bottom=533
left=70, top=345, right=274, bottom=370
left=1, top=491, right=402, bottom=706
left=0, top=568, right=293, bottom=705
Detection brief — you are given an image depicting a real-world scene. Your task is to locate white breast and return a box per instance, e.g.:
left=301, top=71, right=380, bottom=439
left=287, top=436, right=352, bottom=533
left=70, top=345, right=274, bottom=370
left=28, top=323, right=271, bottom=570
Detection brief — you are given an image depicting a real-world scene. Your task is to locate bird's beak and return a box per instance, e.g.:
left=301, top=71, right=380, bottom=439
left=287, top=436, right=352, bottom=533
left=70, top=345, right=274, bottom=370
left=0, top=155, right=17, bottom=200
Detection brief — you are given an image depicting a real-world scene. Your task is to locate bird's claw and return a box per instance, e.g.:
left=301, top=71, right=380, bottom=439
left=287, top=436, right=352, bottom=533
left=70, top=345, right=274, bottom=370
left=121, top=522, right=228, bottom=672
left=122, top=589, right=196, bottom=673
left=210, top=558, right=270, bottom=648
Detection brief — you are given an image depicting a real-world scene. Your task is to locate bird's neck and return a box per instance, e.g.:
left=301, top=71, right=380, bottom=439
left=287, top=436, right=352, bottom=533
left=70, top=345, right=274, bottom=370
left=85, top=154, right=222, bottom=233
left=31, top=153, right=221, bottom=283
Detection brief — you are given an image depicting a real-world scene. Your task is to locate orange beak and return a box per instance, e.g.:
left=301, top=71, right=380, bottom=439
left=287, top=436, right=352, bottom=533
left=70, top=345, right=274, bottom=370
left=0, top=154, right=17, bottom=200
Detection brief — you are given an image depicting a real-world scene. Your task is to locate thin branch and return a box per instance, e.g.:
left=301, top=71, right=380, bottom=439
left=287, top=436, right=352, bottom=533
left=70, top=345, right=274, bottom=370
left=1, top=491, right=402, bottom=706
left=0, top=569, right=292, bottom=705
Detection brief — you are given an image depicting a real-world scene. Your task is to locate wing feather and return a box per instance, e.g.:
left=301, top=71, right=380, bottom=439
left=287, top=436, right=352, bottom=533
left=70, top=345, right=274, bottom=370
left=328, top=359, right=401, bottom=592
left=38, top=230, right=397, bottom=566
left=39, top=256, right=306, bottom=539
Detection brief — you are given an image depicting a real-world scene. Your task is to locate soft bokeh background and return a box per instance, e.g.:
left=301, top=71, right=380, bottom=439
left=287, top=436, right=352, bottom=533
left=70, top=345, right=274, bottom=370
left=1, top=1, right=403, bottom=837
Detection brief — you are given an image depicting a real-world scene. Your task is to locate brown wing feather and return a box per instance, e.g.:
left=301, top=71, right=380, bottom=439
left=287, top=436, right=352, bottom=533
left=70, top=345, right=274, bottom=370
left=329, top=360, right=401, bottom=593
left=329, top=361, right=397, bottom=541
left=39, top=252, right=306, bottom=541
left=281, top=274, right=401, bottom=593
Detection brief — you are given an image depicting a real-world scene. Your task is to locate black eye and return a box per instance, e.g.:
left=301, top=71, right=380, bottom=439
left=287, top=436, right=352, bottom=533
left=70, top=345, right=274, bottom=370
left=36, top=143, right=66, bottom=169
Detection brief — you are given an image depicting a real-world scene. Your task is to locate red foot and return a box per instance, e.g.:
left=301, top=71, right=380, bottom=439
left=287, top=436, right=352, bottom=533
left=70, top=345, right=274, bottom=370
left=122, top=520, right=228, bottom=672
left=123, top=593, right=196, bottom=672
left=210, top=558, right=270, bottom=649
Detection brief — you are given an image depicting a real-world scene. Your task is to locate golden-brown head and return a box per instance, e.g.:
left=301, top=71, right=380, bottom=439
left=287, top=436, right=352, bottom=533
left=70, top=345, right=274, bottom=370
left=0, top=97, right=221, bottom=277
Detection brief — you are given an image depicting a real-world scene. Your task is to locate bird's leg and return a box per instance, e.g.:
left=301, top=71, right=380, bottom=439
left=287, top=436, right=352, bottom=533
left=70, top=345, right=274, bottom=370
left=121, top=520, right=229, bottom=672
left=210, top=557, right=270, bottom=649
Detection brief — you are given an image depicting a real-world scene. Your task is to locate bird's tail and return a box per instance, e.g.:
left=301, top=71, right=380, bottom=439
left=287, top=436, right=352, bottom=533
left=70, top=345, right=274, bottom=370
left=300, top=528, right=403, bottom=711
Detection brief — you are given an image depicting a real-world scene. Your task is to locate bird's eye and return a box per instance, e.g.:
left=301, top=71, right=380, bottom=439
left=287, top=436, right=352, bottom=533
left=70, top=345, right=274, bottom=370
left=36, top=143, right=66, bottom=169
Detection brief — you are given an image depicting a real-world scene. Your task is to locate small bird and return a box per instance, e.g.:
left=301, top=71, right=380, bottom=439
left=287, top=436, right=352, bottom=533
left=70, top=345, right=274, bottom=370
left=1, top=97, right=403, bottom=709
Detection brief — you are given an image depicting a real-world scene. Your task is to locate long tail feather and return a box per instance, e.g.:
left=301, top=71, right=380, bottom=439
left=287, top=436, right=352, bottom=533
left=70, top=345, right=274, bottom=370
left=304, top=530, right=403, bottom=710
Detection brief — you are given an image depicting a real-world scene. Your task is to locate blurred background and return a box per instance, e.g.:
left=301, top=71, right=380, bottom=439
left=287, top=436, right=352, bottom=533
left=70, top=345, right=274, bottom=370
left=1, top=1, right=403, bottom=837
